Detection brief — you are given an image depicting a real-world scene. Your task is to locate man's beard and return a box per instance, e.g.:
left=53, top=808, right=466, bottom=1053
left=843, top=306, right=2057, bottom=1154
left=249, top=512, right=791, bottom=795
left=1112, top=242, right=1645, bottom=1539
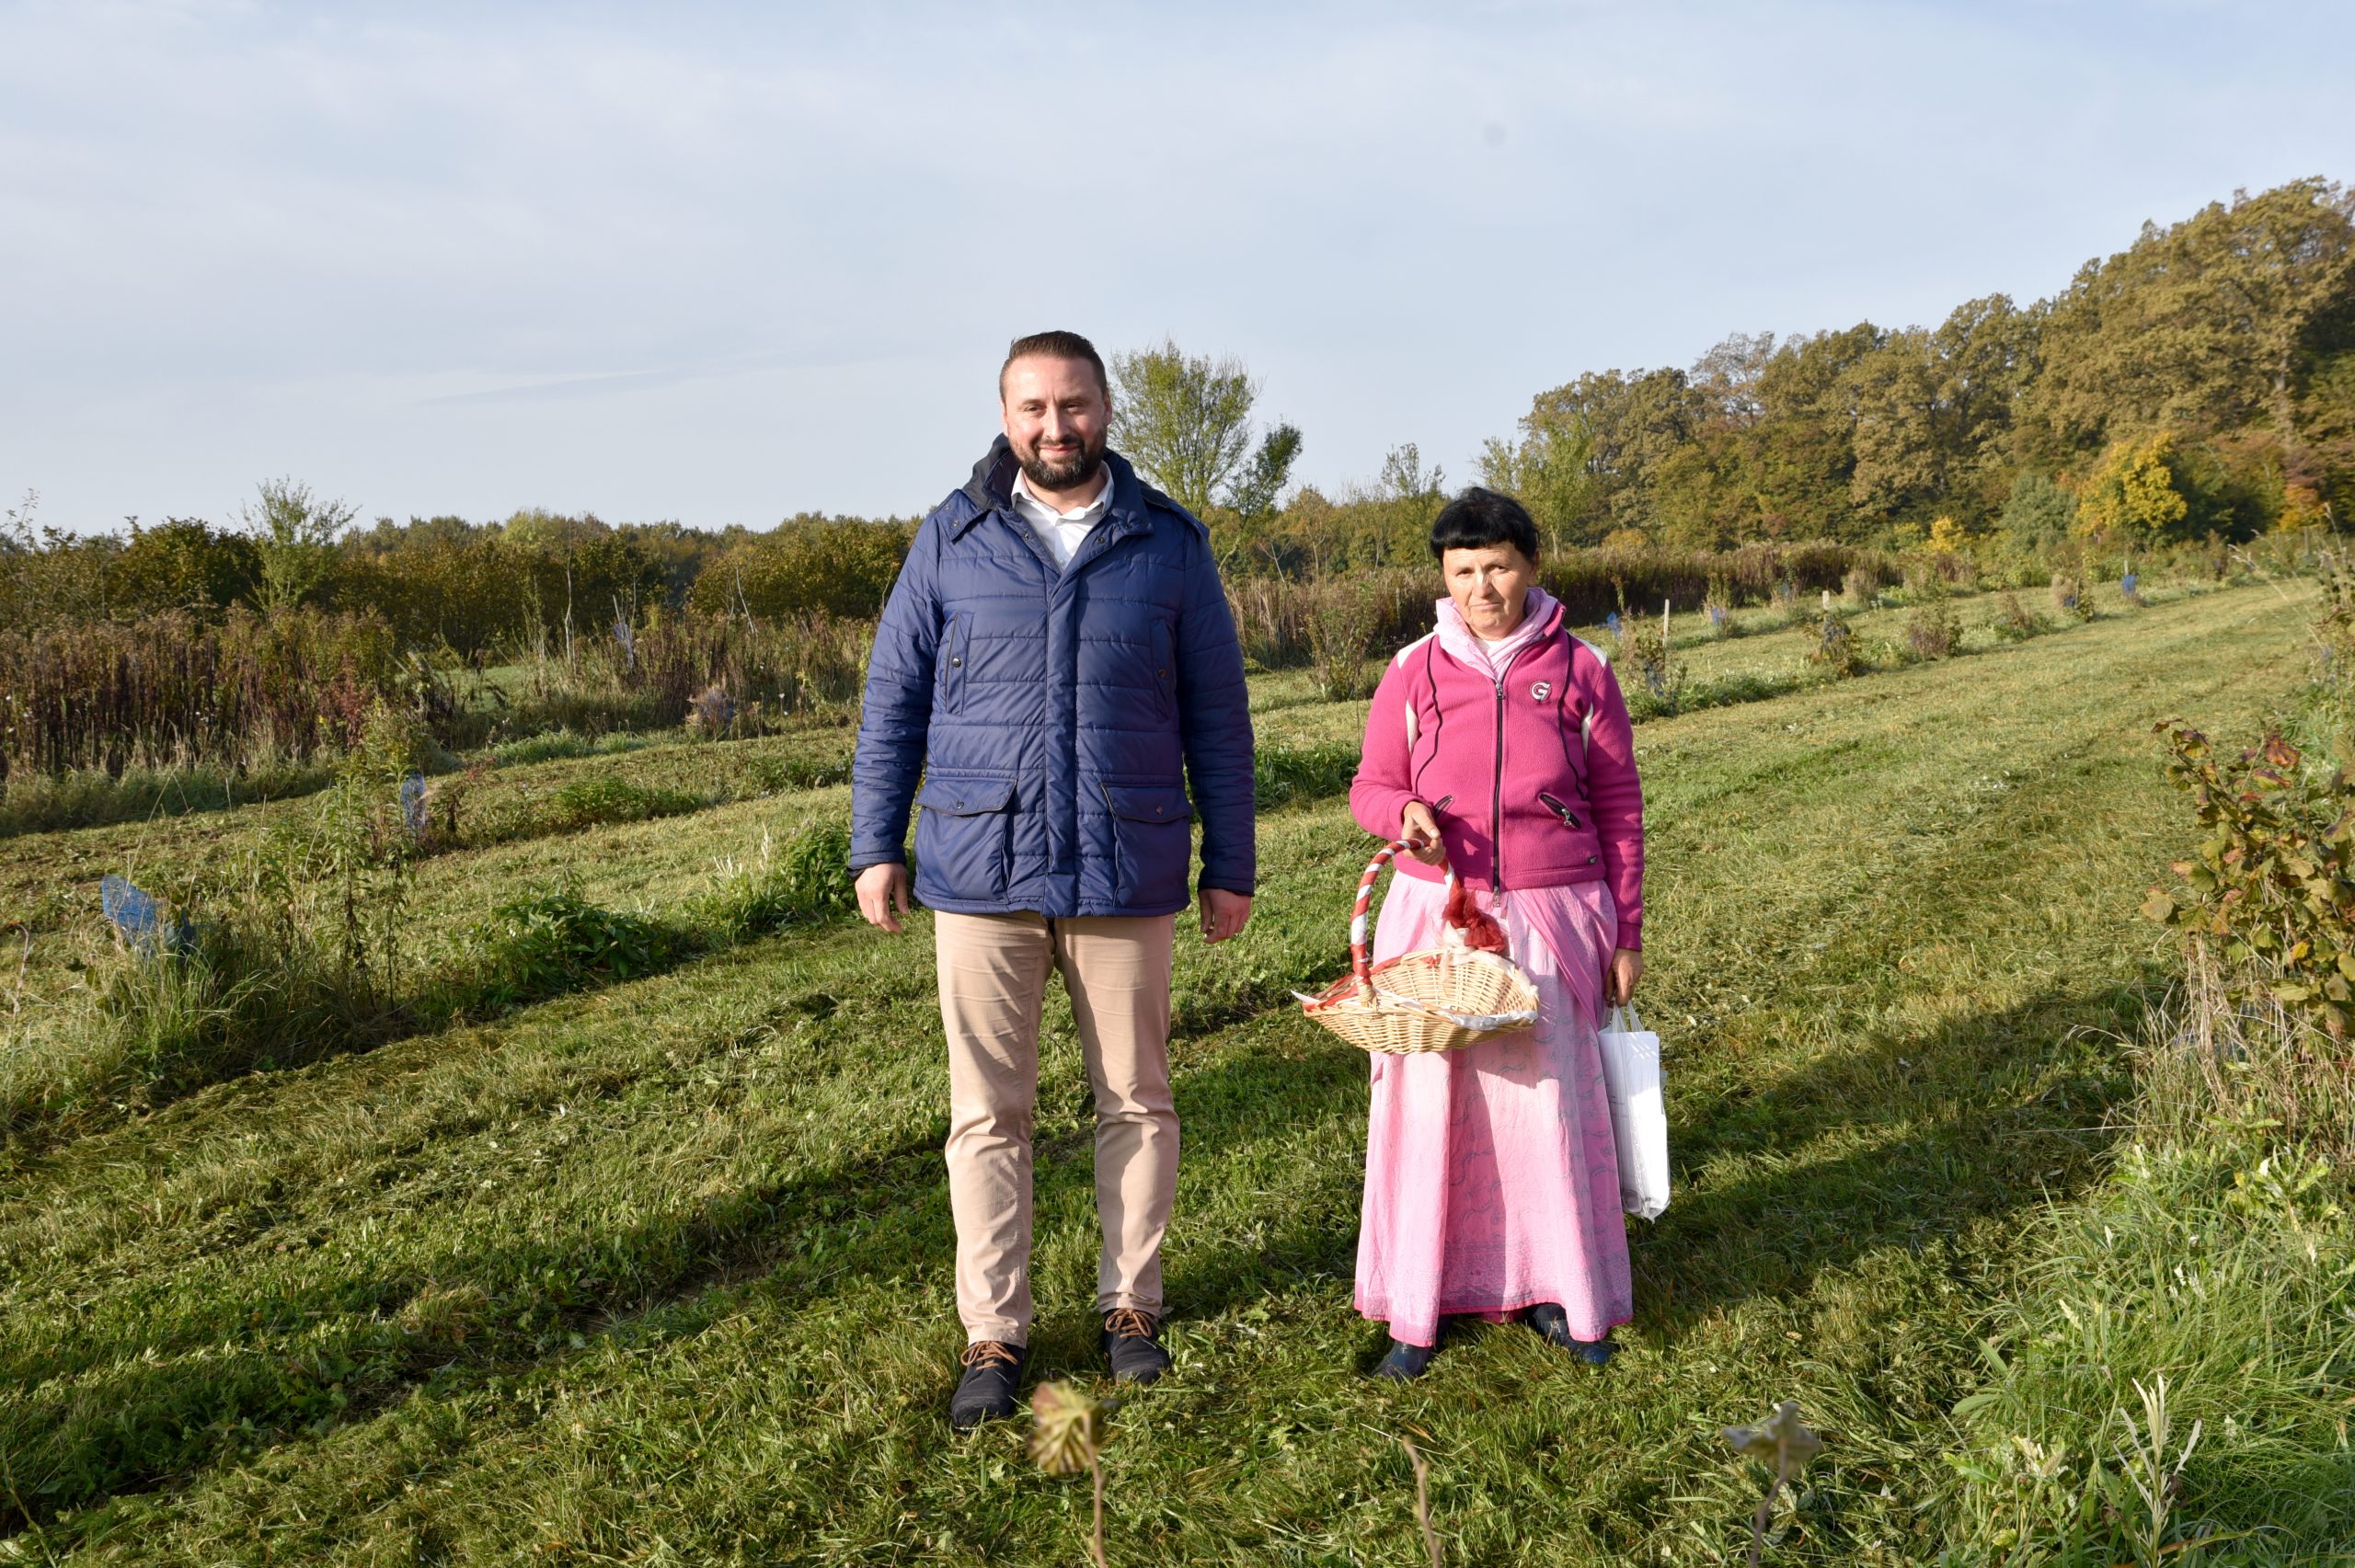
left=1017, top=430, right=1106, bottom=492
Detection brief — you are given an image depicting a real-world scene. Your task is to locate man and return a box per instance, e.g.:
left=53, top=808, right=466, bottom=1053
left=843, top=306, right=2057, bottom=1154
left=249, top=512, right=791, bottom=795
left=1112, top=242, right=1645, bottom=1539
left=850, top=329, right=1256, bottom=1430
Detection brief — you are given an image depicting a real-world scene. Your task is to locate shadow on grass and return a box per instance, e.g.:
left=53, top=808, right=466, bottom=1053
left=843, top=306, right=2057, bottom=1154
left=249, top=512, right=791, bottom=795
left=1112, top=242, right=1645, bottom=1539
left=0, top=1033, right=1359, bottom=1528
left=1634, top=975, right=2150, bottom=1339
left=1148, top=971, right=2154, bottom=1403
left=2, top=966, right=2150, bottom=1530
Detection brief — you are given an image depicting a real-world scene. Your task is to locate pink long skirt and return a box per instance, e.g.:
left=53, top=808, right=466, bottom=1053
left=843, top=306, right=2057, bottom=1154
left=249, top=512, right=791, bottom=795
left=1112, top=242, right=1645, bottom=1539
left=1354, top=876, right=1634, bottom=1348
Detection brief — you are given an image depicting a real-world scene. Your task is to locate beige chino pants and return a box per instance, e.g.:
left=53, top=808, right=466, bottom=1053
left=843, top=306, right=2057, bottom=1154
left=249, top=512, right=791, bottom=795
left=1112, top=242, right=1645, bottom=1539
left=935, top=910, right=1178, bottom=1347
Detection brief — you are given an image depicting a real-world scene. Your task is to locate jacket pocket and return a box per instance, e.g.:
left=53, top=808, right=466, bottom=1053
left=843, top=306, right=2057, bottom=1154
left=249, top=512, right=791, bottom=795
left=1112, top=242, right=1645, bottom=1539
left=915, top=774, right=1016, bottom=901
left=1100, top=783, right=1193, bottom=909
left=1534, top=789, right=1603, bottom=868
left=936, top=612, right=972, bottom=713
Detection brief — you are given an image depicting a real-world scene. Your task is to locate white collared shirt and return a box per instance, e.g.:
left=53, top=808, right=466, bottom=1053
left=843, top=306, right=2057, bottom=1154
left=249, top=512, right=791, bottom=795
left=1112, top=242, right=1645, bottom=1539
left=1010, top=463, right=1112, bottom=572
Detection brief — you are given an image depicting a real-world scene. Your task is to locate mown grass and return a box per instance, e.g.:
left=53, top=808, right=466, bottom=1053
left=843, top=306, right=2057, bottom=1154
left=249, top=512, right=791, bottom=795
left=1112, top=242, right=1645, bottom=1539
left=0, top=581, right=2335, bottom=1563
left=0, top=817, right=860, bottom=1151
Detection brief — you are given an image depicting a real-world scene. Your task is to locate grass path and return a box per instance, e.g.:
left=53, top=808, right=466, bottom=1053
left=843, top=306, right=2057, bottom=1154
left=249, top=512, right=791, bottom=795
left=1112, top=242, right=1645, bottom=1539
left=0, top=582, right=2322, bottom=1563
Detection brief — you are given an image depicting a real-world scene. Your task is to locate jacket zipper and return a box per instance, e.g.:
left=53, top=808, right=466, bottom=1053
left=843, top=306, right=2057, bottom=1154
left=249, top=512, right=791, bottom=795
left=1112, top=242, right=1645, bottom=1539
left=1538, top=791, right=1583, bottom=829
left=1490, top=677, right=1506, bottom=892
left=1098, top=780, right=1122, bottom=900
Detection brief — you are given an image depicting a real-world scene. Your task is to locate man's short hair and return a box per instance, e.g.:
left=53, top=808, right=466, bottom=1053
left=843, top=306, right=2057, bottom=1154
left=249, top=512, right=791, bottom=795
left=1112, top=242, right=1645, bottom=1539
left=1001, top=330, right=1110, bottom=403
left=1429, top=486, right=1542, bottom=561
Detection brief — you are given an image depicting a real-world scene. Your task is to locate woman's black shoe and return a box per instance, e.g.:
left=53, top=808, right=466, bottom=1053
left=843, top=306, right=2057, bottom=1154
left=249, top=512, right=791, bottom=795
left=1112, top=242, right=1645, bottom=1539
left=1524, top=1304, right=1613, bottom=1365
left=1373, top=1338, right=1437, bottom=1380
left=949, top=1341, right=1029, bottom=1430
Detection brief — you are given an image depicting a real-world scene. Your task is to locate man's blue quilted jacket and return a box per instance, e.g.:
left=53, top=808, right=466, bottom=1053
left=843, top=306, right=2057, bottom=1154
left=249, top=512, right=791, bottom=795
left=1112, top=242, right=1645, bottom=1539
left=849, top=438, right=1256, bottom=917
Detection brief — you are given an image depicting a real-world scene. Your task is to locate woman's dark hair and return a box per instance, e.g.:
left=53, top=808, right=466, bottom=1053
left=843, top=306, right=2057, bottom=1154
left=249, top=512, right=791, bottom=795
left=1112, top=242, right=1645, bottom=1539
left=1429, top=486, right=1540, bottom=562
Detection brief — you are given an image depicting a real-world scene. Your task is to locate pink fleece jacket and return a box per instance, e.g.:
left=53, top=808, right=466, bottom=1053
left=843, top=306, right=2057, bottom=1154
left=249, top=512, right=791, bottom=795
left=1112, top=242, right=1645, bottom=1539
left=1350, top=588, right=1647, bottom=951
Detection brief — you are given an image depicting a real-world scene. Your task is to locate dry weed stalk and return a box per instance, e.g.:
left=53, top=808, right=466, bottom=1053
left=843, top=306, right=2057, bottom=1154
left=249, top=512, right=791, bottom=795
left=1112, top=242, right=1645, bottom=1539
left=1398, top=1435, right=1442, bottom=1568
left=1722, top=1400, right=1822, bottom=1568
left=1028, top=1382, right=1109, bottom=1568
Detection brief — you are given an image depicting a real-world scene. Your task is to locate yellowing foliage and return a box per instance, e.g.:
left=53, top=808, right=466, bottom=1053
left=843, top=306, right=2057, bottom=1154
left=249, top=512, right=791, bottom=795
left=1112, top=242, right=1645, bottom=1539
left=2280, top=481, right=2330, bottom=532
left=1926, top=516, right=1966, bottom=555
left=2075, top=432, right=2189, bottom=543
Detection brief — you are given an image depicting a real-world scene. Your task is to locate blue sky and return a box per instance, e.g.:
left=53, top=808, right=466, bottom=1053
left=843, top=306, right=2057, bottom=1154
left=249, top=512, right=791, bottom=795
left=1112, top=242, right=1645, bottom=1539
left=3, top=0, right=2351, bottom=533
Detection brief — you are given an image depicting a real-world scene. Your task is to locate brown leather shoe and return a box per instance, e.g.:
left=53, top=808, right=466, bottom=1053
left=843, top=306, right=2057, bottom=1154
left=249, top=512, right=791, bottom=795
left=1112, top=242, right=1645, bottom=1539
left=1100, top=1308, right=1171, bottom=1384
left=949, top=1340, right=1029, bottom=1430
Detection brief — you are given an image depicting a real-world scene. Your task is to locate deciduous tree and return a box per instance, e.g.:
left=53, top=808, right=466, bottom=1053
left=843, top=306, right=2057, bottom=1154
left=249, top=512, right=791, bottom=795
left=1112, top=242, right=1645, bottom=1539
left=2076, top=432, right=2188, bottom=543
left=242, top=477, right=356, bottom=614
left=1108, top=339, right=1260, bottom=517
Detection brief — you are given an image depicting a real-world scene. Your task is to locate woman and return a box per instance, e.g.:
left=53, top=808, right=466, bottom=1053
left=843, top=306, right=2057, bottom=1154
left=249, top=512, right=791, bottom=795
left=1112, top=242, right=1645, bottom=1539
left=1347, top=486, right=1645, bottom=1379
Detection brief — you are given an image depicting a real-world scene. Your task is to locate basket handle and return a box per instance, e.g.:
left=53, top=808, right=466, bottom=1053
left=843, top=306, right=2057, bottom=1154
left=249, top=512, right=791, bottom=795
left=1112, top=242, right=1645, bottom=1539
left=1350, top=839, right=1461, bottom=998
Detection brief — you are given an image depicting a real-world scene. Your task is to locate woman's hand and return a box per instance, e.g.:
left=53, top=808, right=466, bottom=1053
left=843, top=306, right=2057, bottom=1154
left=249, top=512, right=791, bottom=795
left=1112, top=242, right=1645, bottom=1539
left=1606, top=948, right=1643, bottom=1007
left=1397, top=800, right=1447, bottom=865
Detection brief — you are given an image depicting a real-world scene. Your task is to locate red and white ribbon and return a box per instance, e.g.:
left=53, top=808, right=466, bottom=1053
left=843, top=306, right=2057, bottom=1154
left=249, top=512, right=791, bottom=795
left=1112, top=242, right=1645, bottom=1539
left=1349, top=839, right=1460, bottom=997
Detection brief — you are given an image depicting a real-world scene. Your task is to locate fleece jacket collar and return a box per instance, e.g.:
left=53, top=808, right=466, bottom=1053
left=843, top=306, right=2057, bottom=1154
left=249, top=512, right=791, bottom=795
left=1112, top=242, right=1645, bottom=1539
left=1432, top=586, right=1566, bottom=673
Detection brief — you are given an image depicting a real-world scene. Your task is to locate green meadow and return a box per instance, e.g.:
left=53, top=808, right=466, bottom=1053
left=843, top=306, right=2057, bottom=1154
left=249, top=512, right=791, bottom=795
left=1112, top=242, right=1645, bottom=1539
left=5, top=578, right=2350, bottom=1565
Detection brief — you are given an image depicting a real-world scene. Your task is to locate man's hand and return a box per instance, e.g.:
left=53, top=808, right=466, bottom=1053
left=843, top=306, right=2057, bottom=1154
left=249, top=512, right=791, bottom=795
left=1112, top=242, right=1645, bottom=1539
left=856, top=863, right=911, bottom=934
left=1606, top=947, right=1643, bottom=1008
left=1398, top=800, right=1446, bottom=865
left=1199, top=888, right=1252, bottom=944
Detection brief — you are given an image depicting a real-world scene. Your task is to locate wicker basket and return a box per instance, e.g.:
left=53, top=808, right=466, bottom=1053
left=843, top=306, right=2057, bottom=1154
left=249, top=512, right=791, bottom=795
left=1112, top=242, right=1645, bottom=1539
left=1298, top=840, right=1541, bottom=1054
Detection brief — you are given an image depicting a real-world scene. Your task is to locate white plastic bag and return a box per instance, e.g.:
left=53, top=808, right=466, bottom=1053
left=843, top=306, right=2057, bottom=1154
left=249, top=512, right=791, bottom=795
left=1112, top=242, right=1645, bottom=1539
left=1598, top=1004, right=1670, bottom=1219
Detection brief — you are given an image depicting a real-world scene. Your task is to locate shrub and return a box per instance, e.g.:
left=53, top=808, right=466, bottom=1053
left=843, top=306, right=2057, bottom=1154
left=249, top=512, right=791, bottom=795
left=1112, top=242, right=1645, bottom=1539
left=5, top=704, right=424, bottom=1139
left=2145, top=724, right=2355, bottom=1039
left=1843, top=558, right=1898, bottom=606
left=2000, top=471, right=2078, bottom=554
left=1219, top=543, right=1874, bottom=670
left=1807, top=612, right=1863, bottom=677
left=685, top=516, right=913, bottom=621
left=1904, top=573, right=1961, bottom=659
left=1702, top=573, right=1735, bottom=638
left=2050, top=572, right=2095, bottom=622
left=1992, top=591, right=2042, bottom=642
left=687, top=682, right=739, bottom=736
left=1305, top=582, right=1384, bottom=701
left=1614, top=614, right=1687, bottom=715
left=630, top=612, right=870, bottom=731
left=330, top=531, right=530, bottom=656
left=1904, top=600, right=1960, bottom=660
left=490, top=612, right=871, bottom=741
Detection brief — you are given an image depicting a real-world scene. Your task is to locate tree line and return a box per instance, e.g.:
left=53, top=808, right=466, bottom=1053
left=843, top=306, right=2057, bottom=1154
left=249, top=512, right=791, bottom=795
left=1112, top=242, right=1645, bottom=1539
left=1203, top=177, right=2353, bottom=571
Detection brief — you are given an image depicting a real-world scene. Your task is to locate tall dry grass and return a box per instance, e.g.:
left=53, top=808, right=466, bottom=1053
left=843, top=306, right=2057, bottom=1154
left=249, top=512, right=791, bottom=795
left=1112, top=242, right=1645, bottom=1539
left=2133, top=946, right=2355, bottom=1162
left=0, top=608, right=410, bottom=780
left=493, top=611, right=873, bottom=738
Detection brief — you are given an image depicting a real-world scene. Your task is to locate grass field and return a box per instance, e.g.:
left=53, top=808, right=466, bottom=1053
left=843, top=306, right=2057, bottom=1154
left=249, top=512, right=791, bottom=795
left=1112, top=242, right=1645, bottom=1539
left=2, top=578, right=2346, bottom=1565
